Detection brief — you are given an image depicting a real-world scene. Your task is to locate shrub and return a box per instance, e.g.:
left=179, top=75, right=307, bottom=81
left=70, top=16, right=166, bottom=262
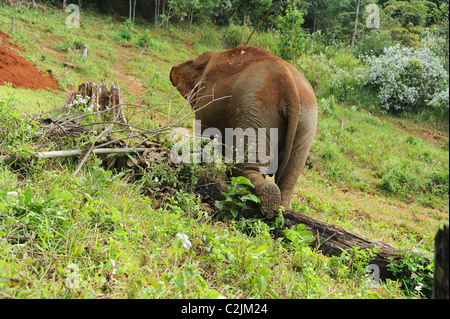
left=377, top=156, right=449, bottom=198
left=117, top=19, right=133, bottom=41
left=378, top=157, right=420, bottom=195
left=362, top=44, right=449, bottom=113
left=0, top=94, right=39, bottom=159
left=215, top=176, right=260, bottom=219
left=135, top=29, right=151, bottom=48
left=388, top=252, right=434, bottom=299
left=297, top=50, right=370, bottom=104
left=355, top=30, right=393, bottom=57
left=54, top=37, right=85, bottom=52
left=274, top=2, right=306, bottom=63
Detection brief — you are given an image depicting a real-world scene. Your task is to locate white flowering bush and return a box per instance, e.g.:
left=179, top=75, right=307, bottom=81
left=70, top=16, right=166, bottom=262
left=362, top=44, right=449, bottom=113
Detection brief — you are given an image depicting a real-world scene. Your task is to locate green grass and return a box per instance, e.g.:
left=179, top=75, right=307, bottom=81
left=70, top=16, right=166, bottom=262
left=1, top=6, right=448, bottom=299
left=0, top=163, right=405, bottom=299
left=309, top=96, right=448, bottom=210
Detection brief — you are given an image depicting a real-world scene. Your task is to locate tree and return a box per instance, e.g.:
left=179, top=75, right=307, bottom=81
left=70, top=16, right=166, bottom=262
left=129, top=0, right=137, bottom=24
left=275, top=0, right=306, bottom=65
left=383, top=0, right=437, bottom=45
left=300, top=0, right=352, bottom=33
left=434, top=0, right=449, bottom=70
left=168, top=0, right=203, bottom=25
left=351, top=0, right=362, bottom=46
left=198, top=0, right=221, bottom=39
left=385, top=0, right=437, bottom=28
left=233, top=0, right=273, bottom=45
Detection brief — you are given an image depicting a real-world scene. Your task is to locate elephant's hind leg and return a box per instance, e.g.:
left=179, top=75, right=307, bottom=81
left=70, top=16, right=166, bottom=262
left=276, top=104, right=317, bottom=210
left=240, top=170, right=281, bottom=219
left=258, top=182, right=281, bottom=219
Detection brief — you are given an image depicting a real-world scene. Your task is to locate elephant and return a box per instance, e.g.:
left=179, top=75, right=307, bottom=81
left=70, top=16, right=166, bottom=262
left=170, top=46, right=318, bottom=219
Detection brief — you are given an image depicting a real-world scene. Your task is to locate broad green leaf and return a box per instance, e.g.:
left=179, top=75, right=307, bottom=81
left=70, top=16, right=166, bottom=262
left=24, top=188, right=32, bottom=206
left=174, top=278, right=186, bottom=294
left=257, top=274, right=267, bottom=294
left=266, top=288, right=280, bottom=299
left=256, top=244, right=268, bottom=255
left=236, top=202, right=249, bottom=209
left=241, top=194, right=260, bottom=203
left=232, top=176, right=255, bottom=188
left=215, top=201, right=224, bottom=210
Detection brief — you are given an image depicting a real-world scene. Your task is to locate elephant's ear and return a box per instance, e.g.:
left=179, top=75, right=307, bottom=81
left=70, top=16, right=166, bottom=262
left=170, top=52, right=214, bottom=98
left=182, top=51, right=214, bottom=84
left=192, top=51, right=214, bottom=74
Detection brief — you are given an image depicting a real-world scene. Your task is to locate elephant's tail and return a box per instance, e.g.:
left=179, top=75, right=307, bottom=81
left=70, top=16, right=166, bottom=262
left=275, top=93, right=301, bottom=184
left=275, top=85, right=318, bottom=189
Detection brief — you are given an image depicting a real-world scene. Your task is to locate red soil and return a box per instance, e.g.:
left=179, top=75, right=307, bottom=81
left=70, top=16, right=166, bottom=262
left=0, top=30, right=59, bottom=90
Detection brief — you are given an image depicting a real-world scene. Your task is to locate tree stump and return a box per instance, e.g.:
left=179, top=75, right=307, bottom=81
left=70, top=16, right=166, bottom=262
left=433, top=225, right=449, bottom=299
left=63, top=81, right=126, bottom=123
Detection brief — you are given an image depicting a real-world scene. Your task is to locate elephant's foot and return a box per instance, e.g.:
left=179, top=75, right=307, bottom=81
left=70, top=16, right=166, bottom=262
left=257, top=182, right=281, bottom=220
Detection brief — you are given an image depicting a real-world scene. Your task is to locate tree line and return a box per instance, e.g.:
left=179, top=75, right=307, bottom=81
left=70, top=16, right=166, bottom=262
left=15, top=0, right=450, bottom=55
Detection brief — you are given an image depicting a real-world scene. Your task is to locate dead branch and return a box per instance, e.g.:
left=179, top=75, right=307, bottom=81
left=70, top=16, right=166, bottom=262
left=40, top=147, right=150, bottom=158
left=0, top=148, right=151, bottom=164
left=245, top=0, right=285, bottom=46
left=73, top=102, right=125, bottom=176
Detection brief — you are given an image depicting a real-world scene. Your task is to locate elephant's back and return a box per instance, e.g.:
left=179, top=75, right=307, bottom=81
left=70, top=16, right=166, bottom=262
left=204, top=46, right=280, bottom=79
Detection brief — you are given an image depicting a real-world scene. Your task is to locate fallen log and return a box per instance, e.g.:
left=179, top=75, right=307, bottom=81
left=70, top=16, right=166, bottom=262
left=196, top=177, right=429, bottom=281
left=281, top=207, right=406, bottom=281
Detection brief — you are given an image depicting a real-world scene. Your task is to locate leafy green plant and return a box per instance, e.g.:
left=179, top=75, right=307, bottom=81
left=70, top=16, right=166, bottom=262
left=54, top=37, right=85, bottom=53
left=0, top=95, right=40, bottom=160
left=117, top=19, right=134, bottom=41
left=337, top=246, right=379, bottom=279
left=242, top=244, right=277, bottom=298
left=0, top=187, right=73, bottom=246
left=135, top=29, right=151, bottom=48
left=388, top=252, right=434, bottom=298
left=215, top=176, right=260, bottom=219
left=283, top=223, right=315, bottom=246
left=355, top=30, right=393, bottom=57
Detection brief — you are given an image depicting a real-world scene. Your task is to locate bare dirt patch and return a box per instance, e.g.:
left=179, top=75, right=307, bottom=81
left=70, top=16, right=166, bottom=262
left=382, top=116, right=449, bottom=147
left=0, top=30, right=59, bottom=90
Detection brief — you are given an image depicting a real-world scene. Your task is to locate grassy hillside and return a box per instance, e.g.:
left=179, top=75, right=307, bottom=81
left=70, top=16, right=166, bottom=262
left=0, top=6, right=448, bottom=299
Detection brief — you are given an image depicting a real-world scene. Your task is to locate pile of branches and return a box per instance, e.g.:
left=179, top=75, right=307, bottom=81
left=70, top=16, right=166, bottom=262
left=1, top=81, right=195, bottom=176
left=0, top=82, right=204, bottom=193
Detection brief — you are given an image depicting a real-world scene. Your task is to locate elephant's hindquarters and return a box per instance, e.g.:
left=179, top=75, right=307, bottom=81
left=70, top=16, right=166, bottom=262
left=196, top=55, right=318, bottom=214
left=276, top=103, right=317, bottom=208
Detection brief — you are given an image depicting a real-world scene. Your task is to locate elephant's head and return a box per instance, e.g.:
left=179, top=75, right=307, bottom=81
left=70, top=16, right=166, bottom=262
left=169, top=51, right=214, bottom=99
